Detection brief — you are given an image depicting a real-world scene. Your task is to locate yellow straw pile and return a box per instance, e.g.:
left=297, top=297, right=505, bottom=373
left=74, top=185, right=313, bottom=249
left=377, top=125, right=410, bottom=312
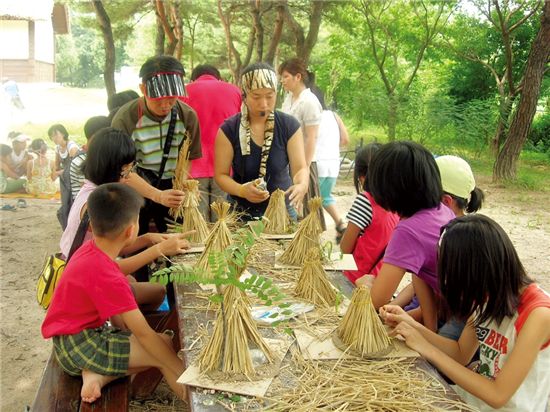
left=263, top=189, right=291, bottom=234
left=198, top=284, right=274, bottom=376
left=278, top=197, right=323, bottom=266
left=196, top=201, right=232, bottom=277
left=295, top=248, right=337, bottom=307
left=169, top=137, right=191, bottom=219
left=177, top=180, right=209, bottom=243
left=336, top=286, right=392, bottom=357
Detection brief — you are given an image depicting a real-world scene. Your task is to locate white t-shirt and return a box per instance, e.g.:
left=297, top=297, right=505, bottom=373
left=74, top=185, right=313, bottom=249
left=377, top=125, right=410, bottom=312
left=315, top=110, right=340, bottom=177
left=281, top=88, right=322, bottom=162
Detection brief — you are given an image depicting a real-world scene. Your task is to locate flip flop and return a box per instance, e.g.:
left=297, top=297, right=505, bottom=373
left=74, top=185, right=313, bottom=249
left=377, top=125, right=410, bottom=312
left=16, top=199, right=27, bottom=208
left=1, top=204, right=16, bottom=211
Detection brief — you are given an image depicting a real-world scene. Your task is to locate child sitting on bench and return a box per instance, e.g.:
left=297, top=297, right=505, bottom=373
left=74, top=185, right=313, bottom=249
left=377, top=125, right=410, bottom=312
left=42, top=183, right=185, bottom=403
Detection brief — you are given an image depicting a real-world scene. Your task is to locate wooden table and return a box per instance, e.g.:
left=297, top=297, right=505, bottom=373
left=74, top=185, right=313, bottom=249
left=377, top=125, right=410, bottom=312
left=173, top=252, right=464, bottom=411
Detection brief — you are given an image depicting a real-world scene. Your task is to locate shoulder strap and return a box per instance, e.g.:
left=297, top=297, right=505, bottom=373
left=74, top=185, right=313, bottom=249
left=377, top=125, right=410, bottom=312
left=155, top=105, right=178, bottom=187
left=66, top=210, right=90, bottom=262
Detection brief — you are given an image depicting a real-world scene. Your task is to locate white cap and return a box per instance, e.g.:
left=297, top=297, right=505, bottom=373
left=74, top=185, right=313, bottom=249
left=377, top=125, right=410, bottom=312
left=436, top=155, right=475, bottom=200
left=11, top=134, right=31, bottom=143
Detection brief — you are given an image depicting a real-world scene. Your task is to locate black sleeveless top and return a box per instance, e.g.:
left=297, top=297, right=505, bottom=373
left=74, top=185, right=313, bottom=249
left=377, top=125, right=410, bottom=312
left=221, top=110, right=300, bottom=218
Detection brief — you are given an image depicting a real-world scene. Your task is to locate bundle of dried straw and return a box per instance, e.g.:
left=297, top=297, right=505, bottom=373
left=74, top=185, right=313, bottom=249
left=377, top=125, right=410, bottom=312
left=278, top=197, right=323, bottom=266
left=196, top=201, right=232, bottom=276
left=198, top=284, right=274, bottom=376
left=263, top=189, right=291, bottom=234
left=176, top=180, right=209, bottom=243
left=335, top=286, right=392, bottom=357
left=169, top=138, right=191, bottom=219
left=295, top=247, right=337, bottom=307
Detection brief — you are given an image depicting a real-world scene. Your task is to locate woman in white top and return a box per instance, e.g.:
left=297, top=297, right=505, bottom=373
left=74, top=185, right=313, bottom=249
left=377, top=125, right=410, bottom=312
left=279, top=58, right=325, bottom=229
left=48, top=123, right=79, bottom=177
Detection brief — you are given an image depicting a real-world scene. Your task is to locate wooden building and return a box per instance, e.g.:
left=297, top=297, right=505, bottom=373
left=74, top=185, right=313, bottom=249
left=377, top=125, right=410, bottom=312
left=0, top=1, right=69, bottom=83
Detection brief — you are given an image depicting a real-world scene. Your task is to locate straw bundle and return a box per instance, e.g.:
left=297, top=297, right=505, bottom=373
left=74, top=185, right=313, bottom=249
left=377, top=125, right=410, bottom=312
left=169, top=137, right=192, bottom=219
left=278, top=197, right=323, bottom=266
left=263, top=189, right=291, bottom=234
left=294, top=248, right=337, bottom=307
left=335, top=286, right=392, bottom=357
left=176, top=180, right=209, bottom=243
left=198, top=284, right=274, bottom=376
left=196, top=201, right=232, bottom=277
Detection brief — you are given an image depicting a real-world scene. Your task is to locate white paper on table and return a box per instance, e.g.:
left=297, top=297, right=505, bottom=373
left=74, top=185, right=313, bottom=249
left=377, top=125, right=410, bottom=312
left=177, top=337, right=293, bottom=397
left=294, top=327, right=419, bottom=360
left=251, top=302, right=315, bottom=325
left=274, top=251, right=357, bottom=271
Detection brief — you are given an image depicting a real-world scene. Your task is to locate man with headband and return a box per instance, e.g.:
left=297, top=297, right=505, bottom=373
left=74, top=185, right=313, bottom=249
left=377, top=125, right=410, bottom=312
left=213, top=62, right=309, bottom=221
left=112, top=55, right=201, bottom=234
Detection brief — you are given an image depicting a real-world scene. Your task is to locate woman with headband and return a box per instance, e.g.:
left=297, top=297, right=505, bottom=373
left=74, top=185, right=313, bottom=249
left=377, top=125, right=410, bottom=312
left=214, top=62, right=309, bottom=221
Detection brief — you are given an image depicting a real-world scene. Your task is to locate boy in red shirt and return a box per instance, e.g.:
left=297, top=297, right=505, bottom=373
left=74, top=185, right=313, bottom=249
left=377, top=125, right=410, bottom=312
left=42, top=183, right=184, bottom=403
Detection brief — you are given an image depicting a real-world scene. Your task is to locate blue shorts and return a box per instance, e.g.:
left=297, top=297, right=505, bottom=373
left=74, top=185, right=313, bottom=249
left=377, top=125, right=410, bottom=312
left=318, top=177, right=337, bottom=207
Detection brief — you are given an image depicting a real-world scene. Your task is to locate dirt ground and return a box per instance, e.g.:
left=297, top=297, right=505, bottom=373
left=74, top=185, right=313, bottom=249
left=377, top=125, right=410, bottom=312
left=0, top=176, right=549, bottom=411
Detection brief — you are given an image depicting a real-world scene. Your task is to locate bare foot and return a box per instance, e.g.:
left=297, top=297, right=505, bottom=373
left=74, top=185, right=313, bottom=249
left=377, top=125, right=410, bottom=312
left=81, top=369, right=116, bottom=403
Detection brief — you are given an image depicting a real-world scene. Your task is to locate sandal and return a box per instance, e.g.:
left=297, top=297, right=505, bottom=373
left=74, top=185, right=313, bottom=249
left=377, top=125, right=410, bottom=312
left=16, top=199, right=27, bottom=208
left=1, top=204, right=16, bottom=211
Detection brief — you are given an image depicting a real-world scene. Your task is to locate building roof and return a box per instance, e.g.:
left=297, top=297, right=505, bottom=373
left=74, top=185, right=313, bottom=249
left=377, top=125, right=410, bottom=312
left=0, top=0, right=54, bottom=21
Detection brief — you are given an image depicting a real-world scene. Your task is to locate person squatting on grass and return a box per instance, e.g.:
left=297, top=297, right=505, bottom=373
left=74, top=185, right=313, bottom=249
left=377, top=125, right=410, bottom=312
left=42, top=183, right=186, bottom=404
left=381, top=214, right=550, bottom=411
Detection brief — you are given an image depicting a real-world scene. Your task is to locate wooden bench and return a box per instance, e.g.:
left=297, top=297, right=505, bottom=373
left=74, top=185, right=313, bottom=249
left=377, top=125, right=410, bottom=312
left=31, top=307, right=181, bottom=411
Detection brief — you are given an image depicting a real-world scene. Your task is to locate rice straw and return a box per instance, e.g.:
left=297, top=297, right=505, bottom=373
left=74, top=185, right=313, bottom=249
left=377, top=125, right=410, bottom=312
left=196, top=201, right=232, bottom=278
left=169, top=137, right=191, bottom=219
left=278, top=197, right=323, bottom=266
left=263, top=189, right=292, bottom=234
left=335, top=286, right=392, bottom=357
left=198, top=284, right=274, bottom=376
left=295, top=247, right=337, bottom=307
left=175, top=180, right=209, bottom=243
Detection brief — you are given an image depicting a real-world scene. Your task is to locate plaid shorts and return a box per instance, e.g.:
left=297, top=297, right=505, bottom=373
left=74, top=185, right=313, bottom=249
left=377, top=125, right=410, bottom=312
left=52, top=325, right=131, bottom=377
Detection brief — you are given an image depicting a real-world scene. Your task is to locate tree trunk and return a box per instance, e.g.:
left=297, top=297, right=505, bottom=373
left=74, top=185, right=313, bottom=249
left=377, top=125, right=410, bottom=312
left=265, top=2, right=285, bottom=65
left=217, top=0, right=243, bottom=82
left=169, top=1, right=183, bottom=60
left=388, top=94, right=398, bottom=141
left=302, top=0, right=324, bottom=65
left=91, top=0, right=116, bottom=97
left=155, top=0, right=177, bottom=56
left=250, top=0, right=264, bottom=62
left=493, top=1, right=550, bottom=181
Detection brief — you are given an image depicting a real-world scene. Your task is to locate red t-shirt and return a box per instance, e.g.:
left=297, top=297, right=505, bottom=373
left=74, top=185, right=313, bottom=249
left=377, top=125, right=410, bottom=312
left=181, top=74, right=241, bottom=178
left=42, top=240, right=138, bottom=338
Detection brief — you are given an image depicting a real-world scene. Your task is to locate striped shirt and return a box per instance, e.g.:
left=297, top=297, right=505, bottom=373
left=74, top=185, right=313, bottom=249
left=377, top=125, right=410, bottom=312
left=346, top=192, right=373, bottom=232
left=69, top=153, right=86, bottom=200
left=112, top=98, right=201, bottom=180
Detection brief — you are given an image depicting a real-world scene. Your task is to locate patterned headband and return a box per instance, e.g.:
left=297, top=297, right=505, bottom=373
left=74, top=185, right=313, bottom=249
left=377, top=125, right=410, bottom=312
left=241, top=68, right=278, bottom=96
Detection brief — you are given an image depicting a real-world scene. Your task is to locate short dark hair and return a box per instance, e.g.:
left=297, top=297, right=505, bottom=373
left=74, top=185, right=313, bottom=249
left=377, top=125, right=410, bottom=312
left=87, top=183, right=144, bottom=238
left=191, top=64, right=221, bottom=81
left=278, top=58, right=308, bottom=83
left=47, top=124, right=69, bottom=141
left=107, top=90, right=139, bottom=115
left=83, top=127, right=136, bottom=185
left=0, top=144, right=12, bottom=157
left=139, top=55, right=185, bottom=80
left=368, top=141, right=442, bottom=217
left=30, top=138, right=47, bottom=154
left=354, top=143, right=382, bottom=193
left=83, top=116, right=110, bottom=140
left=438, top=214, right=532, bottom=327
